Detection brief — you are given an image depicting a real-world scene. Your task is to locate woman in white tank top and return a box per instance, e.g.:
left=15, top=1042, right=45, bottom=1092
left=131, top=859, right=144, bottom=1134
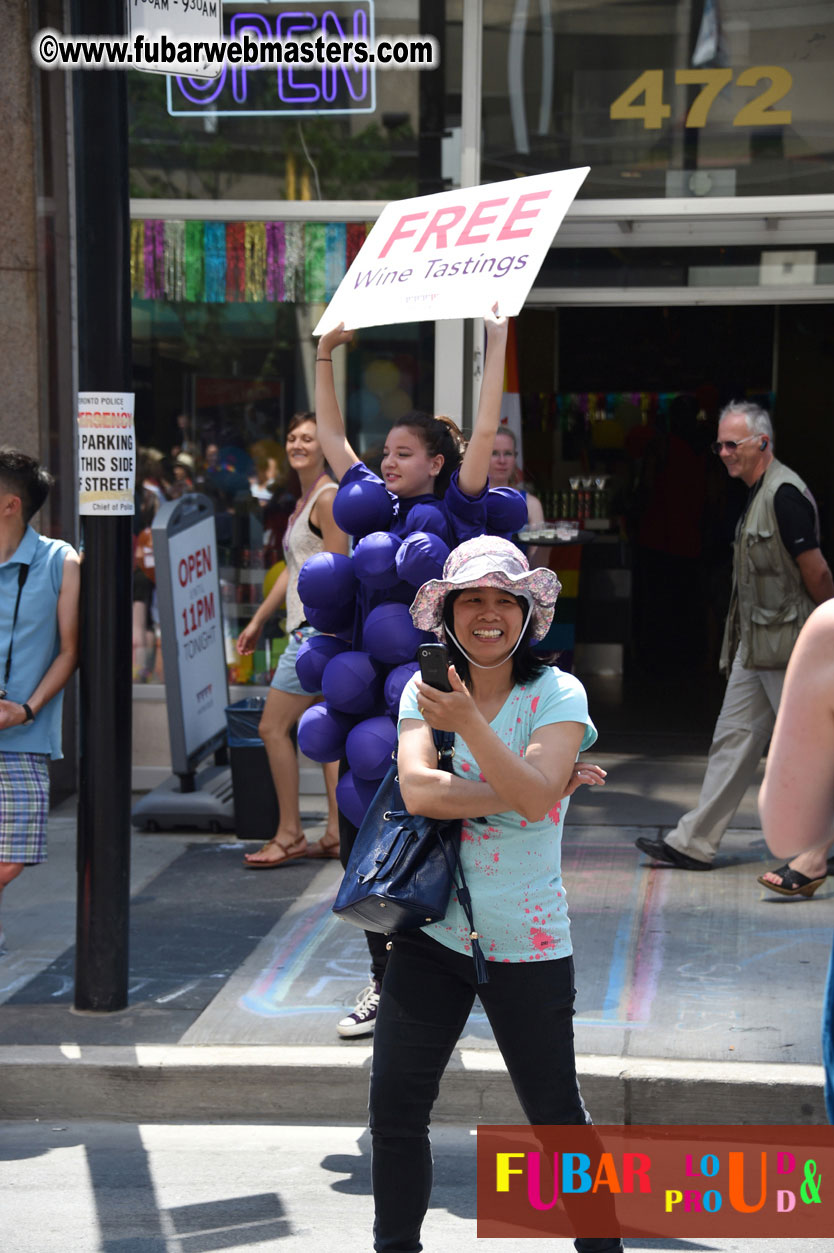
left=236, top=413, right=347, bottom=866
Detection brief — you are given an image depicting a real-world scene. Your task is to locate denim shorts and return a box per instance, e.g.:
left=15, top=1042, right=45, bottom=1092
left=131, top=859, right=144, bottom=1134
left=270, top=625, right=318, bottom=696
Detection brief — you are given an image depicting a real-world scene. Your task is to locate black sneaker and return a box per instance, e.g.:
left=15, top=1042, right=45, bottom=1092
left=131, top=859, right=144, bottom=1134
left=635, top=836, right=712, bottom=871
left=337, top=980, right=381, bottom=1038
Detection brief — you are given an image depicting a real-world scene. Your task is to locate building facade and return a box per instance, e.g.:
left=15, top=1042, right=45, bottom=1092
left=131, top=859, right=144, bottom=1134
left=12, top=1, right=834, bottom=778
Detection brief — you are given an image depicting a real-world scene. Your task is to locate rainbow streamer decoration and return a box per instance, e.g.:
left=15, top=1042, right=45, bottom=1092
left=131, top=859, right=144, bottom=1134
left=130, top=219, right=374, bottom=305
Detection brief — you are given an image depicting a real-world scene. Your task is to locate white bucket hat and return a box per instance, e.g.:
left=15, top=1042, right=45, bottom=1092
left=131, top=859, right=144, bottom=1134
left=409, top=536, right=561, bottom=643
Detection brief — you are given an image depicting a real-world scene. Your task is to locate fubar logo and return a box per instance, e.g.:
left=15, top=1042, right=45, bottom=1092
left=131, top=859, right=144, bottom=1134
left=477, top=1125, right=833, bottom=1238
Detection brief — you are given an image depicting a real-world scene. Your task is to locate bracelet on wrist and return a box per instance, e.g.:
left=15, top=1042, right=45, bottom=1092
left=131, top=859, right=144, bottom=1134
left=316, top=357, right=332, bottom=363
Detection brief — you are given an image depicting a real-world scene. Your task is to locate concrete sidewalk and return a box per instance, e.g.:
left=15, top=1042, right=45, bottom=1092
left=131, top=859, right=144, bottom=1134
left=0, top=754, right=829, bottom=1124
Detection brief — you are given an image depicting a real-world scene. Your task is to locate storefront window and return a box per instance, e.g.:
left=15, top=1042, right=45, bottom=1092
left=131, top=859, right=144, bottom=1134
left=130, top=276, right=434, bottom=687
left=481, top=0, right=834, bottom=198
left=128, top=0, right=447, bottom=200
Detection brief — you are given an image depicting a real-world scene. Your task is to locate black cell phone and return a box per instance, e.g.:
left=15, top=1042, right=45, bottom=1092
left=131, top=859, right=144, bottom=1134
left=417, top=643, right=453, bottom=692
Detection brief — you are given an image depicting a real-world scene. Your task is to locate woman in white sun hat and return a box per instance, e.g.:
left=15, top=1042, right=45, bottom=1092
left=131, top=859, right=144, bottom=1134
left=367, top=535, right=619, bottom=1253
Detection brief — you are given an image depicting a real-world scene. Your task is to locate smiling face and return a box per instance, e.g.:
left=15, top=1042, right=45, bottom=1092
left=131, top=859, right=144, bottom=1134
left=285, top=420, right=325, bottom=478
left=381, top=425, right=444, bottom=498
left=490, top=430, right=517, bottom=487
left=716, top=411, right=768, bottom=486
left=451, top=585, right=526, bottom=666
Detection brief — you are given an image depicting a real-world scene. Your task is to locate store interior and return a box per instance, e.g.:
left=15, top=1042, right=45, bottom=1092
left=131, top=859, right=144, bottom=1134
left=514, top=302, right=834, bottom=751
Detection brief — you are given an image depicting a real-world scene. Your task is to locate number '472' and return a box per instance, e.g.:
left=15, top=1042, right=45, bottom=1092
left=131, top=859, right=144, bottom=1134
left=609, top=67, right=793, bottom=130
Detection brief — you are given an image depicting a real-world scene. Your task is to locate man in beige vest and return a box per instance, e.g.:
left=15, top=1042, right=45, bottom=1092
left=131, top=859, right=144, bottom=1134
left=636, top=401, right=833, bottom=877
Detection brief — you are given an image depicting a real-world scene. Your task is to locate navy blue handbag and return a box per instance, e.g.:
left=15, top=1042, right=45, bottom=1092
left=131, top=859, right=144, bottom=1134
left=332, top=728, right=488, bottom=982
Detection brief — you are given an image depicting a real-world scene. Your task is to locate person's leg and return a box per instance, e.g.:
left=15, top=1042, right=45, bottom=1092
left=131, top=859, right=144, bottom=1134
left=0, top=863, right=25, bottom=950
left=760, top=832, right=834, bottom=891
left=244, top=687, right=315, bottom=865
left=663, top=656, right=777, bottom=863
left=370, top=932, right=476, bottom=1253
left=306, top=759, right=341, bottom=858
left=480, top=956, right=621, bottom=1253
left=336, top=759, right=389, bottom=1034
left=0, top=752, right=50, bottom=948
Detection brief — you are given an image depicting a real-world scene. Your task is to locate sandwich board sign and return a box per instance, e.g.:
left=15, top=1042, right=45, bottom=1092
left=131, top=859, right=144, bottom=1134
left=132, top=493, right=235, bottom=833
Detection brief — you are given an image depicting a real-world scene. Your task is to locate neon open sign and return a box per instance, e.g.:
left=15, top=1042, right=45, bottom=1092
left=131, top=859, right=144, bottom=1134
left=166, top=2, right=375, bottom=117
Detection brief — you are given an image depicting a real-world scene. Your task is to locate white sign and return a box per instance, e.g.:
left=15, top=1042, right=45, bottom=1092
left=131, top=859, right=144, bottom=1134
left=127, top=0, right=224, bottom=79
left=77, top=391, right=136, bottom=516
left=167, top=516, right=227, bottom=760
left=313, top=167, right=589, bottom=335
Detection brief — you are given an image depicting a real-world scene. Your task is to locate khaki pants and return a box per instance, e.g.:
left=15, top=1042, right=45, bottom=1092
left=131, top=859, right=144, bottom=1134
left=665, top=654, right=785, bottom=864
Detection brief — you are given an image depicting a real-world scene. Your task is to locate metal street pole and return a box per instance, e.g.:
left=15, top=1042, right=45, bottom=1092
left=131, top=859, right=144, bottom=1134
left=72, top=0, right=133, bottom=1011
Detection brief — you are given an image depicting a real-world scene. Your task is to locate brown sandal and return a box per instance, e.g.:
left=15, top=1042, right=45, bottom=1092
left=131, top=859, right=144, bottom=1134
left=757, top=864, right=826, bottom=898
left=243, top=837, right=308, bottom=869
left=306, top=833, right=341, bottom=860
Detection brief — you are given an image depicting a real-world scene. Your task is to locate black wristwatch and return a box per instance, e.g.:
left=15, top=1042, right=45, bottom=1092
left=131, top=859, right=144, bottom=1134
left=21, top=703, right=34, bottom=724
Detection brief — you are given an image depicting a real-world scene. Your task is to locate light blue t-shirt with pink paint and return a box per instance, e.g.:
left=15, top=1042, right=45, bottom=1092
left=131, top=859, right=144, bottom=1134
left=398, top=666, right=597, bottom=965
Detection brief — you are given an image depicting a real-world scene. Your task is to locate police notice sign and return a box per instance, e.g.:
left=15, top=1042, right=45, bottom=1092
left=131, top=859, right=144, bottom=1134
left=77, top=391, right=136, bottom=515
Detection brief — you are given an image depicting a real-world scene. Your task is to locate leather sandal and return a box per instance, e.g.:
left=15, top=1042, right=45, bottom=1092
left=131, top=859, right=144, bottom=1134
left=243, top=837, right=308, bottom=869
left=757, top=864, right=827, bottom=898
left=307, top=833, right=341, bottom=860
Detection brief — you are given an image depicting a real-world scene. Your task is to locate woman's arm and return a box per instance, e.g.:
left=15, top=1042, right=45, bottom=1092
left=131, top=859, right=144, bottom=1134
left=309, top=485, right=348, bottom=557
left=237, top=565, right=289, bottom=655
left=457, top=308, right=509, bottom=497
left=398, top=719, right=508, bottom=818
left=315, top=324, right=361, bottom=481
left=0, top=550, right=80, bottom=730
left=758, top=601, right=834, bottom=857
left=400, top=669, right=587, bottom=822
left=398, top=715, right=586, bottom=822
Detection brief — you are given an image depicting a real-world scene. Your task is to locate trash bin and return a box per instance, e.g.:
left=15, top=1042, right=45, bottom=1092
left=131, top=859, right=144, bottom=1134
left=226, top=697, right=279, bottom=842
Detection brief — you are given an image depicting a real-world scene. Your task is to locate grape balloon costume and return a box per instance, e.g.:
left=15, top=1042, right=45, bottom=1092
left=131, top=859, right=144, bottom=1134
left=306, top=308, right=521, bottom=1037
left=295, top=462, right=528, bottom=822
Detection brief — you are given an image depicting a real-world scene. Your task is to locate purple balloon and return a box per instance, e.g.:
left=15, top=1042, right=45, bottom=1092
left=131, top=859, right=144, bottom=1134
left=333, top=479, right=394, bottom=539
left=395, top=531, right=451, bottom=588
left=298, top=552, right=356, bottom=609
left=305, top=600, right=355, bottom=636
left=296, top=703, right=353, bottom=764
left=336, top=768, right=382, bottom=828
left=295, top=634, right=350, bottom=694
left=486, top=486, right=528, bottom=535
left=402, top=502, right=449, bottom=539
left=321, top=650, right=383, bottom=715
left=353, top=531, right=403, bottom=590
left=383, top=662, right=420, bottom=718
left=346, top=715, right=398, bottom=781
left=363, top=602, right=432, bottom=666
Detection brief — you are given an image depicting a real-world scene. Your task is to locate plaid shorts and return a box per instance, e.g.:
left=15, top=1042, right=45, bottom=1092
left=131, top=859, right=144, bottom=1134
left=0, top=752, right=50, bottom=864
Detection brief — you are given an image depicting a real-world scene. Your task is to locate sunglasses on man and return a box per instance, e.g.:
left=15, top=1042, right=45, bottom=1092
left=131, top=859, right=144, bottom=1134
left=710, top=434, right=764, bottom=455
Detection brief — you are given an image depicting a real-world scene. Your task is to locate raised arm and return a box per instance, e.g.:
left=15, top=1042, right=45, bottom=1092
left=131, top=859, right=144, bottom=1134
left=314, top=324, right=361, bottom=482
left=457, top=306, right=509, bottom=497
left=758, top=600, right=834, bottom=857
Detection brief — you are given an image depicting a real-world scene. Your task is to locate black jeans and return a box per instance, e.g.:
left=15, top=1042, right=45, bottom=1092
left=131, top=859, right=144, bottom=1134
left=369, top=930, right=623, bottom=1253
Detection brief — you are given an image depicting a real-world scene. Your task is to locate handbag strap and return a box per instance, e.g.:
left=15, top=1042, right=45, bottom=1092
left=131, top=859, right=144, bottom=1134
left=430, top=728, right=489, bottom=985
